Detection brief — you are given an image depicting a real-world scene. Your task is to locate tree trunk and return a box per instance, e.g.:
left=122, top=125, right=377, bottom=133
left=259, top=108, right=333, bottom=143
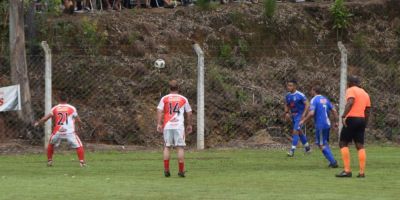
left=9, top=0, right=34, bottom=125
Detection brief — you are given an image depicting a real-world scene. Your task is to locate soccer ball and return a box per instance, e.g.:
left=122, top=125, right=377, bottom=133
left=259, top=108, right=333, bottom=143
left=154, top=59, right=165, bottom=69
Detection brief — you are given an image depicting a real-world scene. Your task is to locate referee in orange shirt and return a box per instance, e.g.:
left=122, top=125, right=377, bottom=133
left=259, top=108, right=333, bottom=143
left=336, top=76, right=371, bottom=178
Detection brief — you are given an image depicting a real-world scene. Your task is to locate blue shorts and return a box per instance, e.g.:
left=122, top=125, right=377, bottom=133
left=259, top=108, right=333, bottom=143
left=315, top=128, right=330, bottom=146
left=292, top=115, right=302, bottom=131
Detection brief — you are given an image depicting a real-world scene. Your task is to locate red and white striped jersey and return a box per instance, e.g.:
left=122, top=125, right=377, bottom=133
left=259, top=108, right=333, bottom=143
left=51, top=104, right=78, bottom=134
left=157, top=94, right=192, bottom=130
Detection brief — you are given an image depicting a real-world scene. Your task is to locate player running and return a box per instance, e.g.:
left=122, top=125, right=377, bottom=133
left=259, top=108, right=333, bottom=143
left=157, top=80, right=193, bottom=178
left=336, top=76, right=371, bottom=178
left=300, top=85, right=339, bottom=168
left=34, top=92, right=86, bottom=167
left=284, top=80, right=311, bottom=157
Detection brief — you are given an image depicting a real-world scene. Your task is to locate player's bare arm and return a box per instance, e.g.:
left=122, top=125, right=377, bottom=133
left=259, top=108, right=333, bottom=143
left=302, top=100, right=310, bottom=119
left=284, top=105, right=291, bottom=122
left=34, top=113, right=53, bottom=127
left=74, top=116, right=83, bottom=134
left=186, top=111, right=193, bottom=134
left=299, top=110, right=314, bottom=126
left=365, top=107, right=371, bottom=127
left=156, top=109, right=163, bottom=133
left=341, top=97, right=355, bottom=127
left=331, top=107, right=339, bottom=128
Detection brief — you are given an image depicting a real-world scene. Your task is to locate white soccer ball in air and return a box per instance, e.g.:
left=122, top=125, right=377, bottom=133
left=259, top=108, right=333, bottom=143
left=154, top=59, right=166, bottom=69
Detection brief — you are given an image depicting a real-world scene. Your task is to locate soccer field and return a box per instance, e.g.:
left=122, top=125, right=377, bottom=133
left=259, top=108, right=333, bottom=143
left=0, top=146, right=399, bottom=200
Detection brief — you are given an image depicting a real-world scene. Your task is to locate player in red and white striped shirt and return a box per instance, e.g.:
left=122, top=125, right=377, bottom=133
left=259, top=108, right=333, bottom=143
left=35, top=92, right=86, bottom=167
left=157, top=80, right=193, bottom=177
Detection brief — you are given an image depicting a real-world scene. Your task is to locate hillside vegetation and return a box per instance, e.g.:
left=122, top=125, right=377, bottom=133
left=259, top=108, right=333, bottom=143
left=0, top=0, right=399, bottom=147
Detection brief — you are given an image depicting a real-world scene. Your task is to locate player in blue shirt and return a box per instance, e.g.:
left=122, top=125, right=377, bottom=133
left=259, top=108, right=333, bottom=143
left=300, top=85, right=339, bottom=168
left=284, top=80, right=311, bottom=157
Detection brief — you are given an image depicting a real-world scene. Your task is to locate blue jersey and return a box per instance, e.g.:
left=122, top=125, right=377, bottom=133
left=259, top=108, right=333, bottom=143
left=310, top=95, right=333, bottom=129
left=285, top=91, right=307, bottom=117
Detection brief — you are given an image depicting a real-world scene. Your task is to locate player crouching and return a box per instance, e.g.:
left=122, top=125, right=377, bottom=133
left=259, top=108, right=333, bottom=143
left=34, top=92, right=86, bottom=167
left=157, top=80, right=193, bottom=178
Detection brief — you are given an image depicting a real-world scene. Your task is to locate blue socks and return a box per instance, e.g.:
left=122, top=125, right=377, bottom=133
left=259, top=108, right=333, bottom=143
left=299, top=133, right=309, bottom=146
left=322, top=145, right=336, bottom=164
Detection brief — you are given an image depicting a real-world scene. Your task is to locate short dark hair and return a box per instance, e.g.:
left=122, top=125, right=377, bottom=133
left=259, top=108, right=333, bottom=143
left=169, top=80, right=179, bottom=91
left=348, top=75, right=360, bottom=87
left=312, top=85, right=322, bottom=94
left=287, top=79, right=297, bottom=85
left=58, top=92, right=68, bottom=102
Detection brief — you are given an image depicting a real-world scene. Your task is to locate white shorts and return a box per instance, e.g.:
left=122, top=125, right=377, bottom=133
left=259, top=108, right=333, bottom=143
left=49, top=132, right=83, bottom=149
left=164, top=129, right=186, bottom=147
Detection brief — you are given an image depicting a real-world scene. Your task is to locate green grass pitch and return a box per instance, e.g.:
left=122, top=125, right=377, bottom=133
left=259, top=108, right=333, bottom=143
left=0, top=146, right=399, bottom=200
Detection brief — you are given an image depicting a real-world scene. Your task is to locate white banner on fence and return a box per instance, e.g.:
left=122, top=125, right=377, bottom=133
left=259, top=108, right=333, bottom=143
left=0, top=85, right=21, bottom=112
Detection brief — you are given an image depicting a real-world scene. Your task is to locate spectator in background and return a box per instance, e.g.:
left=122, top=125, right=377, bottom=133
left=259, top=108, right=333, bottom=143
left=163, top=0, right=177, bottom=8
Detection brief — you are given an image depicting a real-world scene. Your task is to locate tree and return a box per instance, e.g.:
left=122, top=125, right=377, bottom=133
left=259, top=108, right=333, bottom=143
left=9, top=0, right=34, bottom=125
left=330, top=0, right=352, bottom=41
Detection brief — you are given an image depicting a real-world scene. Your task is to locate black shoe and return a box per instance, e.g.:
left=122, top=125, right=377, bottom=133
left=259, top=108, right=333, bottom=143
left=328, top=161, right=339, bottom=168
left=335, top=171, right=352, bottom=178
left=357, top=173, right=365, bottom=178
left=164, top=171, right=171, bottom=177
left=178, top=171, right=185, bottom=178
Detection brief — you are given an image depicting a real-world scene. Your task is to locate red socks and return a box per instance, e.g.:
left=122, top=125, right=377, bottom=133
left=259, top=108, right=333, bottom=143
left=47, top=144, right=54, bottom=161
left=76, top=147, right=85, bottom=162
left=179, top=162, right=185, bottom=173
left=164, top=160, right=170, bottom=171
left=164, top=160, right=184, bottom=172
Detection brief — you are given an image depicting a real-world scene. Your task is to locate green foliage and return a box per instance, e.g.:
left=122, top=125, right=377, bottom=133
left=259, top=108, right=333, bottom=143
left=196, top=0, right=216, bottom=11
left=235, top=89, right=248, bottom=103
left=353, top=32, right=367, bottom=49
left=228, top=11, right=246, bottom=29
left=330, top=0, right=352, bottom=40
left=263, top=0, right=277, bottom=19
left=46, top=0, right=62, bottom=15
left=219, top=43, right=232, bottom=59
left=80, top=17, right=106, bottom=55
left=128, top=32, right=139, bottom=45
left=238, top=39, right=249, bottom=55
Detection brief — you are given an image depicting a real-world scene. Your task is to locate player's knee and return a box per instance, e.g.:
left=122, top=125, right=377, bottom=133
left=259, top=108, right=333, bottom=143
left=339, top=141, right=348, bottom=148
left=355, top=143, right=364, bottom=150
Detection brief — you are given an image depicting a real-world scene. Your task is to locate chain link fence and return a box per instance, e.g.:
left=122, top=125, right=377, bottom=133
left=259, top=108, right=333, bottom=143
left=0, top=44, right=399, bottom=149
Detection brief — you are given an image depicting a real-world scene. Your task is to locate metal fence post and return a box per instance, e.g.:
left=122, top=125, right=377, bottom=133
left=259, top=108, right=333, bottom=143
left=41, top=41, right=52, bottom=150
left=193, top=43, right=205, bottom=150
left=338, top=41, right=348, bottom=141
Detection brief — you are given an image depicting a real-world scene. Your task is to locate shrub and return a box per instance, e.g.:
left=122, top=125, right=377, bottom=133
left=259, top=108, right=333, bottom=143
left=263, top=0, right=277, bottom=19
left=330, top=0, right=352, bottom=41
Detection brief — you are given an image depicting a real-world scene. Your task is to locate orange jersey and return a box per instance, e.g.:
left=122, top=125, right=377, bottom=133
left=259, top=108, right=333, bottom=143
left=51, top=104, right=78, bottom=134
left=345, top=86, right=371, bottom=118
left=157, top=94, right=192, bottom=129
